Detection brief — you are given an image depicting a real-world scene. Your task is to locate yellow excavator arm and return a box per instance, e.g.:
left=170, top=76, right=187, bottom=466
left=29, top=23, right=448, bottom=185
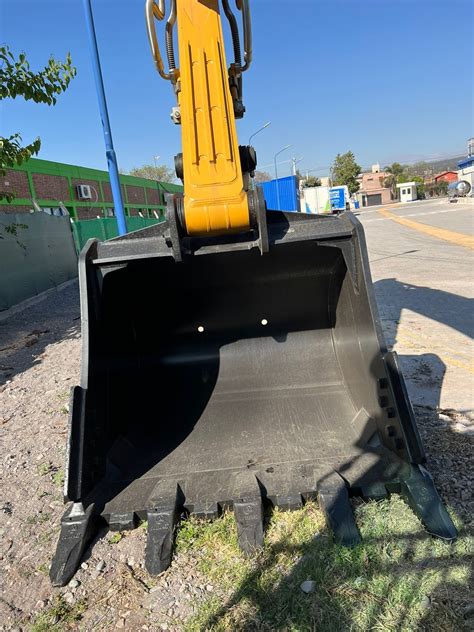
left=145, top=0, right=255, bottom=235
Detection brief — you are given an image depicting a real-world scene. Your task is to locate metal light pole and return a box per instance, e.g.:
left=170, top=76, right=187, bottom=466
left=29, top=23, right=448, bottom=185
left=274, top=144, right=291, bottom=210
left=82, top=0, right=127, bottom=235
left=248, top=122, right=271, bottom=191
left=153, top=155, right=161, bottom=169
left=249, top=121, right=271, bottom=147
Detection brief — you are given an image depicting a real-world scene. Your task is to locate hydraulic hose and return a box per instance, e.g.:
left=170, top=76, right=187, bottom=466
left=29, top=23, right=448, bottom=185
left=222, top=0, right=242, bottom=66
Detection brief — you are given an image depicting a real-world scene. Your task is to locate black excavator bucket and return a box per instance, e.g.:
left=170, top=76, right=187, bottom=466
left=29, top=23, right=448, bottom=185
left=50, top=209, right=456, bottom=586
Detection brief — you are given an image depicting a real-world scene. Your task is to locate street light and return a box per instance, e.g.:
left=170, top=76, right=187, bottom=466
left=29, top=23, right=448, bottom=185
left=274, top=145, right=292, bottom=180
left=153, top=155, right=161, bottom=169
left=249, top=121, right=271, bottom=147
left=274, top=144, right=292, bottom=209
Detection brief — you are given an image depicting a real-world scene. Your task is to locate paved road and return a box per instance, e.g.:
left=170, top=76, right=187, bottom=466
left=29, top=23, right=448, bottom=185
left=358, top=199, right=473, bottom=414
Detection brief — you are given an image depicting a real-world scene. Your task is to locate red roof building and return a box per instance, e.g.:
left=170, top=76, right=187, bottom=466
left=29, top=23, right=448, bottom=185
left=434, top=171, right=458, bottom=183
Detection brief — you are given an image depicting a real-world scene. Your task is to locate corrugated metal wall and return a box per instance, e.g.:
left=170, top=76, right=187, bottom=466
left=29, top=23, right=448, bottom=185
left=259, top=176, right=300, bottom=211
left=0, top=213, right=78, bottom=311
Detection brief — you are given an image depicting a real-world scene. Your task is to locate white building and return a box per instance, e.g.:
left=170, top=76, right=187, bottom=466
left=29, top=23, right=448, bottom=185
left=396, top=182, right=418, bottom=203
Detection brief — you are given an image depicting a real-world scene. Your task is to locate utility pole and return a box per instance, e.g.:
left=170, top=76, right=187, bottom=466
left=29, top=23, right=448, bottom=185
left=291, top=156, right=303, bottom=176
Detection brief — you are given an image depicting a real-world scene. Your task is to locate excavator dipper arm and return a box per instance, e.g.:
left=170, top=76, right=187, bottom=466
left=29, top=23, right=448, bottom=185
left=146, top=0, right=257, bottom=237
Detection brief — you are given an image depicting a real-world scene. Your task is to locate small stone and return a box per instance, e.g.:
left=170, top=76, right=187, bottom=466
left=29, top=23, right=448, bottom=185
left=206, top=584, right=214, bottom=592
left=300, top=580, right=316, bottom=594
left=161, top=624, right=169, bottom=631
left=453, top=423, right=474, bottom=435
left=96, top=560, right=106, bottom=572
left=115, top=619, right=125, bottom=629
left=420, top=595, right=431, bottom=610
left=68, top=579, right=80, bottom=589
left=463, top=603, right=474, bottom=618
left=35, top=600, right=45, bottom=610
left=63, top=592, right=74, bottom=605
left=81, top=562, right=89, bottom=570
left=127, top=557, right=136, bottom=567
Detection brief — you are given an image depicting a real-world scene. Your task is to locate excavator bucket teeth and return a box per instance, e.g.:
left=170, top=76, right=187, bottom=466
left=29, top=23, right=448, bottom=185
left=398, top=466, right=458, bottom=541
left=318, top=474, right=361, bottom=547
left=51, top=211, right=456, bottom=582
left=50, top=503, right=98, bottom=587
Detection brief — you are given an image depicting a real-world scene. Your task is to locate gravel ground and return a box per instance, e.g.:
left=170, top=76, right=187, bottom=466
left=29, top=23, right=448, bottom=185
left=0, top=282, right=473, bottom=631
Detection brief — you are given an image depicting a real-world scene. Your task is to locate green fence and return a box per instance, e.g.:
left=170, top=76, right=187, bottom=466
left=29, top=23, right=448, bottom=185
left=71, top=217, right=163, bottom=252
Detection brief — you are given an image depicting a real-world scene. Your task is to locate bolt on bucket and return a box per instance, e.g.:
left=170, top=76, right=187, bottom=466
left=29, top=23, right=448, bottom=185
left=50, top=211, right=456, bottom=586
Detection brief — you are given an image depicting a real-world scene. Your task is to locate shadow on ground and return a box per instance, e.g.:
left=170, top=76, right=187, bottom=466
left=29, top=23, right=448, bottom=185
left=199, top=512, right=471, bottom=631
left=374, top=278, right=473, bottom=341
left=0, top=283, right=80, bottom=387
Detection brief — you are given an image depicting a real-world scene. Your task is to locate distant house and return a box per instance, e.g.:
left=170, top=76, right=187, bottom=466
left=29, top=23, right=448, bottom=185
left=434, top=171, right=458, bottom=184
left=356, top=167, right=393, bottom=207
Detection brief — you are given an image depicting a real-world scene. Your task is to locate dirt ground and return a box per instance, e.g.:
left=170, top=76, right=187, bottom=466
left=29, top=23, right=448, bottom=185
left=0, top=282, right=473, bottom=631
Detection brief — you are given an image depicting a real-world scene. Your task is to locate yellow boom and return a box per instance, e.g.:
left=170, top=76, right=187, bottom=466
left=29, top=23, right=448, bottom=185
left=146, top=0, right=252, bottom=235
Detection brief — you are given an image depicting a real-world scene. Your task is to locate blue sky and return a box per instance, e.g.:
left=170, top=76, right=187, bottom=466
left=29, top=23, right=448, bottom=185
left=1, top=0, right=473, bottom=177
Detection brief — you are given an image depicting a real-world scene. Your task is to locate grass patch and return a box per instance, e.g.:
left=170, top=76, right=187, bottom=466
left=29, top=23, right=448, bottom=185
left=29, top=596, right=87, bottom=631
left=178, top=498, right=472, bottom=631
left=26, top=512, right=51, bottom=525
left=37, top=562, right=50, bottom=576
left=108, top=531, right=124, bottom=544
left=37, top=462, right=54, bottom=476
left=52, top=468, right=64, bottom=487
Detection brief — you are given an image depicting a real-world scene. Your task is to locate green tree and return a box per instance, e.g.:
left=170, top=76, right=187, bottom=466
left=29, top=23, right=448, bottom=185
left=437, top=180, right=449, bottom=196
left=383, top=162, right=406, bottom=199
left=127, top=164, right=176, bottom=183
left=331, top=151, right=361, bottom=194
left=303, top=175, right=321, bottom=188
left=0, top=45, right=76, bottom=201
left=396, top=171, right=426, bottom=199
left=412, top=175, right=425, bottom=199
